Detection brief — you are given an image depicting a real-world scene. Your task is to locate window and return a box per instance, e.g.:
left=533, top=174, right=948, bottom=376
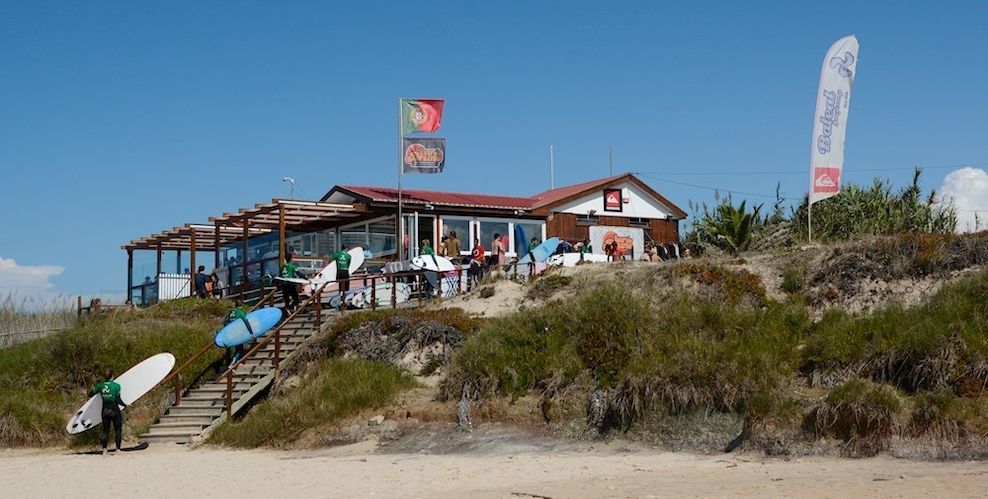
left=441, top=218, right=471, bottom=255
left=368, top=219, right=397, bottom=256
left=629, top=218, right=651, bottom=229
left=576, top=214, right=599, bottom=225
left=477, top=221, right=509, bottom=254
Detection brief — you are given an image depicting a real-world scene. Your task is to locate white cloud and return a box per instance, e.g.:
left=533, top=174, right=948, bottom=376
left=0, top=256, right=65, bottom=294
left=939, top=167, right=988, bottom=233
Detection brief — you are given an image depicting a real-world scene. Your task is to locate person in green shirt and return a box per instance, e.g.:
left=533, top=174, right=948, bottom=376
left=331, top=245, right=353, bottom=308
left=226, top=299, right=253, bottom=367
left=280, top=253, right=303, bottom=311
left=90, top=368, right=126, bottom=455
left=420, top=239, right=434, bottom=256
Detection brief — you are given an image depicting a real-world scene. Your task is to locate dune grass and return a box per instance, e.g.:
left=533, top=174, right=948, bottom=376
left=0, top=293, right=76, bottom=348
left=442, top=263, right=988, bottom=451
left=210, top=358, right=417, bottom=448
left=0, top=297, right=227, bottom=447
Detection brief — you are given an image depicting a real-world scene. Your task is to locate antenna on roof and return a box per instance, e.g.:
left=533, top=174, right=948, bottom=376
left=549, top=145, right=555, bottom=190
left=609, top=146, right=613, bottom=176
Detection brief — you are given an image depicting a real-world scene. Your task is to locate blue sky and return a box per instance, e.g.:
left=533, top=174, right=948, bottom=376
left=2, top=1, right=987, bottom=301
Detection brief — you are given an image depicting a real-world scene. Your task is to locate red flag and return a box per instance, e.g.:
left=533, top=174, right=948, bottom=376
left=401, top=99, right=444, bottom=133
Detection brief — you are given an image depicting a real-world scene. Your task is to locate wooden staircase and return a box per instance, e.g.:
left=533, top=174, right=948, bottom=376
left=140, top=309, right=324, bottom=444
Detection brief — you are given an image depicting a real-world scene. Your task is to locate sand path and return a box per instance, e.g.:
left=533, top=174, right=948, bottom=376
left=2, top=442, right=987, bottom=498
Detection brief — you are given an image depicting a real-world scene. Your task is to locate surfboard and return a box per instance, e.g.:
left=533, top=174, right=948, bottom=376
left=411, top=254, right=455, bottom=272
left=306, top=247, right=365, bottom=295
left=517, top=237, right=560, bottom=264
left=213, top=307, right=284, bottom=348
left=383, top=260, right=414, bottom=274
left=547, top=252, right=610, bottom=267
left=66, top=353, right=176, bottom=434
left=353, top=281, right=412, bottom=308
left=274, top=276, right=310, bottom=285
left=514, top=224, right=529, bottom=260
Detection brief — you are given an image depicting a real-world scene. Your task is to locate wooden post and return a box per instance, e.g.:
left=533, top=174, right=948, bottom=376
left=417, top=274, right=422, bottom=305
left=173, top=375, right=182, bottom=406
left=226, top=371, right=233, bottom=416
left=274, top=328, right=281, bottom=373
left=242, top=214, right=250, bottom=297
left=214, top=222, right=221, bottom=268
left=155, top=241, right=162, bottom=280
left=391, top=275, right=397, bottom=309
left=176, top=249, right=182, bottom=274
left=190, top=229, right=197, bottom=297
left=315, top=288, right=322, bottom=325
left=126, top=249, right=133, bottom=302
left=371, top=275, right=377, bottom=311
left=77, top=296, right=82, bottom=319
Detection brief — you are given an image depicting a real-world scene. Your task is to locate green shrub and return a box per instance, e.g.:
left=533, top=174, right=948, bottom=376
left=812, top=378, right=905, bottom=456
left=0, top=297, right=224, bottom=447
left=210, top=358, right=416, bottom=448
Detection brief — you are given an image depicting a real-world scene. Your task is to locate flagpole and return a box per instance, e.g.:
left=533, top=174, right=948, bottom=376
left=398, top=98, right=404, bottom=261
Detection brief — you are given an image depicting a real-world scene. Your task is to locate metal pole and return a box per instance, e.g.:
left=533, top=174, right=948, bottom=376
left=279, top=204, right=286, bottom=269
left=398, top=98, right=404, bottom=261
left=609, top=146, right=613, bottom=176
left=549, top=145, right=555, bottom=189
left=155, top=241, right=162, bottom=278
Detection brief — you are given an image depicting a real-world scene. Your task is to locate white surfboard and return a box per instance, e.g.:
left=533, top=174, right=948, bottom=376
left=411, top=254, right=455, bottom=273
left=547, top=253, right=610, bottom=267
left=306, top=247, right=365, bottom=295
left=66, top=353, right=176, bottom=434
left=353, top=281, right=412, bottom=308
left=274, top=276, right=310, bottom=285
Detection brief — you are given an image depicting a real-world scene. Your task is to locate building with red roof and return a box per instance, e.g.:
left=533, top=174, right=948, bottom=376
left=322, top=173, right=686, bottom=259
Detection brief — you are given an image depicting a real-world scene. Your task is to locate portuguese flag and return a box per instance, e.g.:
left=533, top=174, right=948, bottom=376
left=401, top=99, right=444, bottom=134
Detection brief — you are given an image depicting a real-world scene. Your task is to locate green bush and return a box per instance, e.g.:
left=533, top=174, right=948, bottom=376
left=210, top=358, right=416, bottom=448
left=0, top=297, right=225, bottom=446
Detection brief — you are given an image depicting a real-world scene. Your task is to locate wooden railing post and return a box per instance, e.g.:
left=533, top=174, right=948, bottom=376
left=173, top=375, right=182, bottom=406
left=274, top=328, right=281, bottom=373
left=371, top=276, right=377, bottom=311
left=391, top=275, right=397, bottom=309
left=315, top=287, right=322, bottom=325
left=226, top=370, right=233, bottom=416
left=417, top=274, right=422, bottom=305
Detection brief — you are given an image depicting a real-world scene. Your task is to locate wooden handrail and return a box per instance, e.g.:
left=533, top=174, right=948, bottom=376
left=219, top=280, right=333, bottom=415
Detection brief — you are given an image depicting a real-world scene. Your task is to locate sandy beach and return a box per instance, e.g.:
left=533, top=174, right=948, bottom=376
left=3, top=442, right=987, bottom=498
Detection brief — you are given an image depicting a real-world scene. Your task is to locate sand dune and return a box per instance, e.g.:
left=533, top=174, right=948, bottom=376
left=3, top=442, right=987, bottom=498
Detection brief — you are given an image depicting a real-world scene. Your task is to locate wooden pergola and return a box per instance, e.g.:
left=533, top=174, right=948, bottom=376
left=123, top=199, right=366, bottom=298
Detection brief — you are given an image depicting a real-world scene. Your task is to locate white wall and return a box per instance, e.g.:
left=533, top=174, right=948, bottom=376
left=552, top=182, right=675, bottom=219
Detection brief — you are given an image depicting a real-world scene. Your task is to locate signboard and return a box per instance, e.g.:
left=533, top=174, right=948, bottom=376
left=603, top=188, right=623, bottom=212
left=588, top=225, right=643, bottom=258
left=402, top=137, right=446, bottom=174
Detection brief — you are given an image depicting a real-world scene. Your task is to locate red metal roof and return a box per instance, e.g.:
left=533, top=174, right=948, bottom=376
left=528, top=174, right=629, bottom=209
left=331, top=173, right=685, bottom=218
left=336, top=185, right=535, bottom=210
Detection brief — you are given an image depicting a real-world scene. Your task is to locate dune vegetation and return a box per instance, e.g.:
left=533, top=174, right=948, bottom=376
left=0, top=298, right=226, bottom=447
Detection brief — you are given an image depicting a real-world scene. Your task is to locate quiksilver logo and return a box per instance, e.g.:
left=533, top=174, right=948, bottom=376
left=830, top=51, right=855, bottom=78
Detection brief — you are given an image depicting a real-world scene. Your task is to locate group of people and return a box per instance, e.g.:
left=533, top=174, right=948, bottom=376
left=279, top=245, right=354, bottom=311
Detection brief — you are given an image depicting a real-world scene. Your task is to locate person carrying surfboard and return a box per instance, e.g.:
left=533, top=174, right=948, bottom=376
left=280, top=253, right=303, bottom=311
left=226, top=299, right=253, bottom=366
left=332, top=245, right=352, bottom=309
left=89, top=369, right=126, bottom=456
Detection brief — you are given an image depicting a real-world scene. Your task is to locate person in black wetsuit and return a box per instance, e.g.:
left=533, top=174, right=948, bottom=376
left=90, top=368, right=126, bottom=455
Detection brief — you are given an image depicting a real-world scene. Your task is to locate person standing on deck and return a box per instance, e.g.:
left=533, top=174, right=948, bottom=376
left=280, top=253, right=302, bottom=311
left=194, top=266, right=210, bottom=298
left=420, top=239, right=434, bottom=256
left=469, top=238, right=485, bottom=288
left=446, top=231, right=461, bottom=263
left=90, top=369, right=126, bottom=456
left=491, top=233, right=505, bottom=269
left=437, top=236, right=448, bottom=257
left=332, top=245, right=352, bottom=308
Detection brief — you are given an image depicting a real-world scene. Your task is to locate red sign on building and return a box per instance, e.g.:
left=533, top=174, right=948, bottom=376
left=603, top=188, right=622, bottom=212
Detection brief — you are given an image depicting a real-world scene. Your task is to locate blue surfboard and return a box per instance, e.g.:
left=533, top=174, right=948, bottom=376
left=514, top=224, right=529, bottom=260
left=214, top=307, right=283, bottom=348
left=517, top=237, right=560, bottom=264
